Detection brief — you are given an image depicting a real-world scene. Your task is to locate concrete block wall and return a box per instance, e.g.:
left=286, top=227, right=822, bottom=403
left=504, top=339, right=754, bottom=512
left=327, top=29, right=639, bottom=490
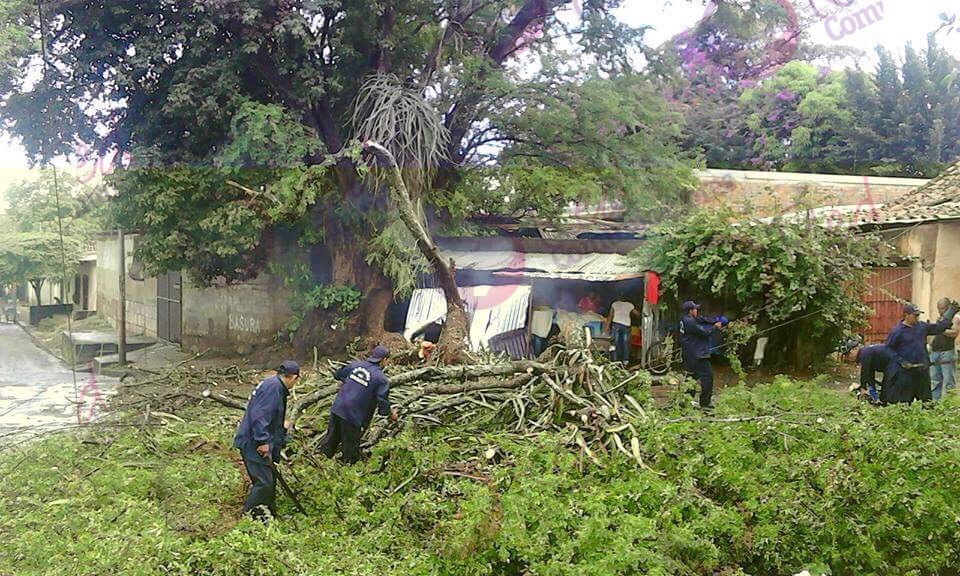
left=96, top=233, right=158, bottom=338
left=181, top=272, right=291, bottom=356
left=695, top=169, right=927, bottom=216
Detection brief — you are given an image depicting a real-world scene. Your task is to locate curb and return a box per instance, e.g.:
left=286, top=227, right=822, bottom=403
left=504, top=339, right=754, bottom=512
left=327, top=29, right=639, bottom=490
left=14, top=320, right=69, bottom=364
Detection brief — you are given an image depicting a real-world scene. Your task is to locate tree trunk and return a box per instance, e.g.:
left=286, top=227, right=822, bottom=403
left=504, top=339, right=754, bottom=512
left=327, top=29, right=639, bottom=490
left=30, top=279, right=44, bottom=305
left=292, top=225, right=394, bottom=357
left=361, top=141, right=471, bottom=364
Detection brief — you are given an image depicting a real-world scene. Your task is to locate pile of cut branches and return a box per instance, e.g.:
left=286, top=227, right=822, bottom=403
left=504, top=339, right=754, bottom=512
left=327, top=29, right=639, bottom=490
left=113, top=345, right=681, bottom=468
left=284, top=347, right=671, bottom=468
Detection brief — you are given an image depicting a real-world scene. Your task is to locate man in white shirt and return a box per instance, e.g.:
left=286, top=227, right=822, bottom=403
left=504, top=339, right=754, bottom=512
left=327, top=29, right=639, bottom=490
left=608, top=298, right=636, bottom=363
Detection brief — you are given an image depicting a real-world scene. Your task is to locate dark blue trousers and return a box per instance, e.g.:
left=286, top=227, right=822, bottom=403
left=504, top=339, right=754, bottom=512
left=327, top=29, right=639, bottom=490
left=685, top=357, right=714, bottom=407
left=320, top=414, right=363, bottom=464
left=239, top=447, right=276, bottom=520
left=611, top=324, right=631, bottom=362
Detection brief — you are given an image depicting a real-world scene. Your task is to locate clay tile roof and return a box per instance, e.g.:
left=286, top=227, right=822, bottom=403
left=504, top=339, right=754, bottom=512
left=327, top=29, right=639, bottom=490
left=869, top=160, right=960, bottom=224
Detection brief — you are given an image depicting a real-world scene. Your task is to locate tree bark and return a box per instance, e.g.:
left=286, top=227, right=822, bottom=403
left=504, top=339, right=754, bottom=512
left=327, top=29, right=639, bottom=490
left=361, top=141, right=471, bottom=363
left=30, top=279, right=44, bottom=305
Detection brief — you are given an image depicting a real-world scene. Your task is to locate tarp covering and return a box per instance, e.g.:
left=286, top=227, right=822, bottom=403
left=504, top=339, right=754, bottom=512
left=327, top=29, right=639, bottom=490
left=403, top=285, right=532, bottom=352
left=439, top=250, right=643, bottom=281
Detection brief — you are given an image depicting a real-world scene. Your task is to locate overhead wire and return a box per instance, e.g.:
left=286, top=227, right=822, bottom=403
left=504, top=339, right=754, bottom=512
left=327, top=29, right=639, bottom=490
left=35, top=0, right=81, bottom=426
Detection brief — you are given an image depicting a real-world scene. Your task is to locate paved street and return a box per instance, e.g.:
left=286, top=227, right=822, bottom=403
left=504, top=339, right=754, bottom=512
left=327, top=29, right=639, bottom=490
left=0, top=323, right=114, bottom=448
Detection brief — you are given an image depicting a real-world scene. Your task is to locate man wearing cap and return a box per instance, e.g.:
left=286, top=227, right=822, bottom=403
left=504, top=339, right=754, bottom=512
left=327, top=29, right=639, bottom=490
left=321, top=345, right=397, bottom=464
left=678, top=301, right=723, bottom=409
left=233, top=360, right=300, bottom=520
left=842, top=340, right=903, bottom=404
left=885, top=301, right=959, bottom=402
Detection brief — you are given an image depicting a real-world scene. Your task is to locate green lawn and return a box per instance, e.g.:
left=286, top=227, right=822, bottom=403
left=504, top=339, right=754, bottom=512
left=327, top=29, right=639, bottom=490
left=2, top=378, right=959, bottom=576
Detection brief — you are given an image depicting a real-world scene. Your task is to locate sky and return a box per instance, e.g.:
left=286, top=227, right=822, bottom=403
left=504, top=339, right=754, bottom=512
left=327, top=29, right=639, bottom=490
left=1, top=0, right=958, bottom=197
left=619, top=0, right=960, bottom=61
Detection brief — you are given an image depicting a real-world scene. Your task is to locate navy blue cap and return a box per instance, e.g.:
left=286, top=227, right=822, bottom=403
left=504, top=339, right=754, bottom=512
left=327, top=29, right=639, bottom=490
left=681, top=300, right=700, bottom=312
left=903, top=303, right=923, bottom=315
left=367, top=345, right=390, bottom=363
left=278, top=360, right=300, bottom=375
left=840, top=338, right=861, bottom=355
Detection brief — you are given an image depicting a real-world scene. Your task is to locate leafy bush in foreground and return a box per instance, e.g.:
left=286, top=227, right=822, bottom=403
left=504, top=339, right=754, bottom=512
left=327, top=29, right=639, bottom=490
left=2, top=378, right=959, bottom=575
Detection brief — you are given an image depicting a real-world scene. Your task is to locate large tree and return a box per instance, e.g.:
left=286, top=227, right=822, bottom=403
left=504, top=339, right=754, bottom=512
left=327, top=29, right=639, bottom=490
left=0, top=0, right=696, bottom=354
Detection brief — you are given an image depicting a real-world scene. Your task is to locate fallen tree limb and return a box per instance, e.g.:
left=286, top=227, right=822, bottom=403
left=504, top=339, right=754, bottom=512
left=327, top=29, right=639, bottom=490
left=200, top=389, right=246, bottom=411
left=288, top=384, right=339, bottom=428
left=119, top=350, right=210, bottom=388
left=408, top=373, right=537, bottom=396
left=390, top=361, right=551, bottom=386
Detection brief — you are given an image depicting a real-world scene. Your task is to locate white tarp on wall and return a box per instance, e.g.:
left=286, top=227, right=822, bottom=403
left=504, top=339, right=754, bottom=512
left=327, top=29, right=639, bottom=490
left=403, top=285, right=532, bottom=352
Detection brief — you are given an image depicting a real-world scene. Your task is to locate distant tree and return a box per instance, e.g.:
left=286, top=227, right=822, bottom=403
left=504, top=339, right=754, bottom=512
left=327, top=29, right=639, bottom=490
left=4, top=170, right=111, bottom=238
left=0, top=232, right=80, bottom=305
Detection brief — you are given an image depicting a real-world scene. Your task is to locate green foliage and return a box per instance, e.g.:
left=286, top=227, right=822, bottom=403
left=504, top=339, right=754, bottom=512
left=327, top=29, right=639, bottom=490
left=1, top=170, right=104, bottom=300
left=4, top=383, right=960, bottom=575
left=633, top=207, right=893, bottom=368
left=4, top=170, right=113, bottom=238
left=217, top=102, right=321, bottom=169
left=489, top=73, right=697, bottom=221
left=111, top=167, right=275, bottom=284
left=0, top=231, right=81, bottom=301
left=672, top=32, right=960, bottom=176
left=364, top=217, right=428, bottom=298
left=0, top=0, right=688, bottom=299
left=720, top=319, right=758, bottom=380
left=267, top=259, right=361, bottom=342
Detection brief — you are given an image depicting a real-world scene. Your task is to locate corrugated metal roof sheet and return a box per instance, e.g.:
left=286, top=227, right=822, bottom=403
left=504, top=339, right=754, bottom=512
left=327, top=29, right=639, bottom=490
left=403, top=285, right=532, bottom=352
left=441, top=249, right=643, bottom=280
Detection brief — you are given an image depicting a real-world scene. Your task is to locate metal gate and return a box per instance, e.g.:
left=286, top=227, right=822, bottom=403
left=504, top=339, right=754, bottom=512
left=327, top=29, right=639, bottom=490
left=863, top=267, right=912, bottom=343
left=157, top=270, right=182, bottom=343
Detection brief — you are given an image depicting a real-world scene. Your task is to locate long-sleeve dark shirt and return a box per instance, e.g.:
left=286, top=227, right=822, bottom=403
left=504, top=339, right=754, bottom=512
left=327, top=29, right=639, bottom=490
left=857, top=345, right=902, bottom=390
left=332, top=360, right=391, bottom=428
left=885, top=306, right=958, bottom=364
left=679, top=314, right=716, bottom=363
left=233, top=375, right=289, bottom=457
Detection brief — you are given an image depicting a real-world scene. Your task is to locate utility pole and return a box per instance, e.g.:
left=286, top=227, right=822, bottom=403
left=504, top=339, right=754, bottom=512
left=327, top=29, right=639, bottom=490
left=118, top=228, right=127, bottom=366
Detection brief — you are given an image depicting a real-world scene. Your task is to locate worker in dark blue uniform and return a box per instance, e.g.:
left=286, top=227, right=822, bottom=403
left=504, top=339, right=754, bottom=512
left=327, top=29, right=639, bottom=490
left=233, top=360, right=300, bottom=520
left=678, top=301, right=723, bottom=410
left=842, top=340, right=903, bottom=404
left=321, top=345, right=397, bottom=464
left=885, top=301, right=958, bottom=403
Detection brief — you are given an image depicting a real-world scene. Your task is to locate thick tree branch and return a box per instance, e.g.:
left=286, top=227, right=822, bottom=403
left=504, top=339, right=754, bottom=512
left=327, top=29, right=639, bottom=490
left=443, top=0, right=571, bottom=164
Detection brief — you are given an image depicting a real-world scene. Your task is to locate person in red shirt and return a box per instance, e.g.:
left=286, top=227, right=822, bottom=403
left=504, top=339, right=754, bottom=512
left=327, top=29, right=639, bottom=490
left=578, top=292, right=601, bottom=314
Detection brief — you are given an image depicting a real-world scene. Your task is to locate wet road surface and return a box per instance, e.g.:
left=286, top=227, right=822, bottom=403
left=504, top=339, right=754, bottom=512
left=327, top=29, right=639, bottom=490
left=0, top=323, right=115, bottom=448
